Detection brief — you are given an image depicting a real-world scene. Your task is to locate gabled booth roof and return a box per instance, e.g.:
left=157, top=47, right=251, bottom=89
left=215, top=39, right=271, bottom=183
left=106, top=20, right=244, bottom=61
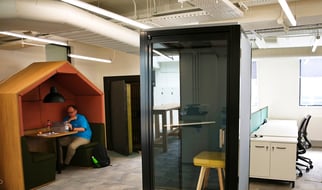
left=0, top=61, right=103, bottom=96
left=0, top=61, right=105, bottom=189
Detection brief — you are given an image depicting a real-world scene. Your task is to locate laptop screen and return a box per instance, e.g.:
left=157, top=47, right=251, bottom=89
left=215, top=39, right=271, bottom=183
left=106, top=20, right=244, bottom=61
left=51, top=122, right=66, bottom=132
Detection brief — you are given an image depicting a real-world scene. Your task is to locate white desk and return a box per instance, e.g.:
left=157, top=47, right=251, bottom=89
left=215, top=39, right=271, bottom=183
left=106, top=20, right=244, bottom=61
left=252, top=119, right=298, bottom=138
left=250, top=119, right=298, bottom=188
left=265, top=119, right=297, bottom=126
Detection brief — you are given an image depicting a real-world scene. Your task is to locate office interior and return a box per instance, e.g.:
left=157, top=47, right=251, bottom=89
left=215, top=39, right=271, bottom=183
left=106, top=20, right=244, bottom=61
left=1, top=0, right=322, bottom=190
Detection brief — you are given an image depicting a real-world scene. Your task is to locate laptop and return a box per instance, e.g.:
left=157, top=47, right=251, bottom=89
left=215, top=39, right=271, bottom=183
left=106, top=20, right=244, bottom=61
left=51, top=121, right=66, bottom=132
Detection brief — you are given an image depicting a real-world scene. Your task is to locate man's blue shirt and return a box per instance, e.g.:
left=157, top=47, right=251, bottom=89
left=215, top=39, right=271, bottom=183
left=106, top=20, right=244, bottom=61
left=64, top=114, right=92, bottom=140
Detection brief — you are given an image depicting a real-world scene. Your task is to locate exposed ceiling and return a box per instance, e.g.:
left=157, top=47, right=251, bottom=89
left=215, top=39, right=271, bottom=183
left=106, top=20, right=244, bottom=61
left=0, top=0, right=321, bottom=55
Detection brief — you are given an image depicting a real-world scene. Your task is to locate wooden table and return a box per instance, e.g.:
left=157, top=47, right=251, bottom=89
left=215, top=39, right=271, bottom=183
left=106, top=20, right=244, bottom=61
left=27, top=131, right=78, bottom=173
left=153, top=104, right=180, bottom=152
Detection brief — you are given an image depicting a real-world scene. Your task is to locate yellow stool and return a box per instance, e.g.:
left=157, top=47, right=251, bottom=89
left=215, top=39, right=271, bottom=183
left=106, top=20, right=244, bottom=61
left=193, top=151, right=225, bottom=190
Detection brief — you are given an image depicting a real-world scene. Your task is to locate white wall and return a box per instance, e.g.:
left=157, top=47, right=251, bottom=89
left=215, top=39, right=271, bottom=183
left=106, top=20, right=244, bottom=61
left=256, top=57, right=322, bottom=142
left=153, top=61, right=180, bottom=106
left=0, top=42, right=140, bottom=91
left=70, top=42, right=139, bottom=90
left=0, top=47, right=46, bottom=83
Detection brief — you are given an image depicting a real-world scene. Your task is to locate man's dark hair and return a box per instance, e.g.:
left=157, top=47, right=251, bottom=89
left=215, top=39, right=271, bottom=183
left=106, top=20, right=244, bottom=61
left=67, top=104, right=78, bottom=111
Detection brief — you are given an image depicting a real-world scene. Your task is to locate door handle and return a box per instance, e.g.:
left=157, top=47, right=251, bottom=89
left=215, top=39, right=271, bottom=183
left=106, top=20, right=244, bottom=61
left=219, top=128, right=225, bottom=148
left=163, top=121, right=215, bottom=127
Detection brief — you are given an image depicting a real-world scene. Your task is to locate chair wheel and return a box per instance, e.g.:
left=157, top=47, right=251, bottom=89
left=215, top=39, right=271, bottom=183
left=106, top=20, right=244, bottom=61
left=306, top=167, right=310, bottom=172
left=310, top=165, right=313, bottom=169
left=298, top=172, right=303, bottom=177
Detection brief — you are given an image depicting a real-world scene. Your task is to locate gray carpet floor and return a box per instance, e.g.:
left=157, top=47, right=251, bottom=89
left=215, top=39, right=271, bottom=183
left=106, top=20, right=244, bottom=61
left=38, top=146, right=322, bottom=190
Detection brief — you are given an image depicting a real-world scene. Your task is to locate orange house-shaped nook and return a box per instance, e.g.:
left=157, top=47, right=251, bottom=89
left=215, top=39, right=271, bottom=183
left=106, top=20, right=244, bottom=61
left=0, top=61, right=105, bottom=189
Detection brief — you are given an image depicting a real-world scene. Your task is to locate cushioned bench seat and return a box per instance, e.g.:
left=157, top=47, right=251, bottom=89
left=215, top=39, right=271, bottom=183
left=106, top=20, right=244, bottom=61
left=68, top=123, right=106, bottom=167
left=21, top=136, right=56, bottom=190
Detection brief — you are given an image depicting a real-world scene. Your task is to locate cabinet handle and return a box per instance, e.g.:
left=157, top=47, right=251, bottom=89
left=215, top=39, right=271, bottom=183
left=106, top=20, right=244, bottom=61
left=255, top=145, right=265, bottom=148
left=276, top=147, right=287, bottom=150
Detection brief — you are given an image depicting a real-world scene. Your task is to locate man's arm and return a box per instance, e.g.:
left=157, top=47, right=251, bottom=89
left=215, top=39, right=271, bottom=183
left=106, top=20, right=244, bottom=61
left=69, top=115, right=88, bottom=132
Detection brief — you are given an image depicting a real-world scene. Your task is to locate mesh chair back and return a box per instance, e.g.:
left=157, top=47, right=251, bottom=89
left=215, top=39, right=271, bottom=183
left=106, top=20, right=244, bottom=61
left=297, top=117, right=307, bottom=154
left=298, top=117, right=307, bottom=140
left=303, top=115, right=312, bottom=149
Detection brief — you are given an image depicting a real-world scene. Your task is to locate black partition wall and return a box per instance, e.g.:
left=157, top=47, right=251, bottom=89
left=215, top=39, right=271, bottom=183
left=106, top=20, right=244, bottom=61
left=140, top=24, right=251, bottom=190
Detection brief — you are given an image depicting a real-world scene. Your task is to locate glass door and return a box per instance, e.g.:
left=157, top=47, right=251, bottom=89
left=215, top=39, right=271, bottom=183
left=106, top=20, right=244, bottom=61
left=153, top=40, right=227, bottom=190
left=140, top=25, right=248, bottom=190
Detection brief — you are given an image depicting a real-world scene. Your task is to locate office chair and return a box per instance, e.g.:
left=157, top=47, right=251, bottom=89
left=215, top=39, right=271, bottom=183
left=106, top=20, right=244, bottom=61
left=296, top=115, right=313, bottom=177
left=296, top=117, right=308, bottom=177
left=303, top=115, right=312, bottom=149
left=298, top=115, right=313, bottom=169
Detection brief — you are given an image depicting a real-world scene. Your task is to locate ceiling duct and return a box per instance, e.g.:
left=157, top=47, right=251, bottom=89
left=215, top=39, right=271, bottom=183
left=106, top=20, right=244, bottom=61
left=190, top=0, right=243, bottom=20
left=0, top=0, right=140, bottom=53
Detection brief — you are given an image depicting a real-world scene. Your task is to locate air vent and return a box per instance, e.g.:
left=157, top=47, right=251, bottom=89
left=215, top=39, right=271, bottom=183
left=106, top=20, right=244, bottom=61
left=140, top=11, right=213, bottom=27
left=190, top=0, right=243, bottom=20
left=233, top=0, right=276, bottom=7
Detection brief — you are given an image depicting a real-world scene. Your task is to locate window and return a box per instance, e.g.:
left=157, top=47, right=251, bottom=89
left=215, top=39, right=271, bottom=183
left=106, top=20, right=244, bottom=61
left=300, top=58, right=322, bottom=106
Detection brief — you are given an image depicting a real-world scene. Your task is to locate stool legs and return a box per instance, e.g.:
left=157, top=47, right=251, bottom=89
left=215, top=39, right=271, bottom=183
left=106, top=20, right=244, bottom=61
left=203, top=168, right=210, bottom=189
left=196, top=167, right=224, bottom=190
left=217, top=168, right=224, bottom=190
left=197, top=167, right=207, bottom=190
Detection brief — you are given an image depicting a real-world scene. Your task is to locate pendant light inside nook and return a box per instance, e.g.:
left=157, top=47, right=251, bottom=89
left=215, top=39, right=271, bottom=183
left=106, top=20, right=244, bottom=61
left=43, top=86, right=65, bottom=103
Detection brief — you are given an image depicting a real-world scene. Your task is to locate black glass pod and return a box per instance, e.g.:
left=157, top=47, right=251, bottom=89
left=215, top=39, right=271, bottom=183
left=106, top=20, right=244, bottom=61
left=140, top=24, right=252, bottom=190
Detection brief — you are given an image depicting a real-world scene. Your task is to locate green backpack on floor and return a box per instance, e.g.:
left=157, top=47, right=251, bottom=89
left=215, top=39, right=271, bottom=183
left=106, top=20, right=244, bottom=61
left=91, top=144, right=110, bottom=168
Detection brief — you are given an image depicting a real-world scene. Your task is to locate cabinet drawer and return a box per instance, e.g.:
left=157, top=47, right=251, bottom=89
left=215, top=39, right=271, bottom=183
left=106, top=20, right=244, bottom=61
left=250, top=141, right=270, bottom=177
left=270, top=143, right=296, bottom=181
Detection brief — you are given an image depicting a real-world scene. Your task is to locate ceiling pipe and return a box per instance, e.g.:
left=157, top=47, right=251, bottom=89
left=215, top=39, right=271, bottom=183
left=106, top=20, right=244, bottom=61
left=0, top=0, right=140, bottom=47
left=131, top=0, right=138, bottom=19
left=152, top=0, right=157, bottom=14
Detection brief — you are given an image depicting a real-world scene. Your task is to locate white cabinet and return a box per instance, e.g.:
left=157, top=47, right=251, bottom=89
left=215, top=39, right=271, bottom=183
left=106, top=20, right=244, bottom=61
left=270, top=142, right=296, bottom=180
left=250, top=138, right=297, bottom=182
left=250, top=141, right=270, bottom=177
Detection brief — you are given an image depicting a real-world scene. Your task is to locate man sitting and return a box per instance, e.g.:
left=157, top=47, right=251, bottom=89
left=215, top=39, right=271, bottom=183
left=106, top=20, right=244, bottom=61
left=59, top=105, right=92, bottom=168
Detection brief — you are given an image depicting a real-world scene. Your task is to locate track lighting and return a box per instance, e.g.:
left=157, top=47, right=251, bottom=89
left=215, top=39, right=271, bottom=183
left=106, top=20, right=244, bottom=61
left=312, top=35, right=320, bottom=53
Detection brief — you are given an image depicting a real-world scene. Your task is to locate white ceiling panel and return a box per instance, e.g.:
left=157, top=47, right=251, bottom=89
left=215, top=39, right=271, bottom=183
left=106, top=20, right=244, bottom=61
left=0, top=0, right=322, bottom=53
left=55, top=29, right=139, bottom=54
